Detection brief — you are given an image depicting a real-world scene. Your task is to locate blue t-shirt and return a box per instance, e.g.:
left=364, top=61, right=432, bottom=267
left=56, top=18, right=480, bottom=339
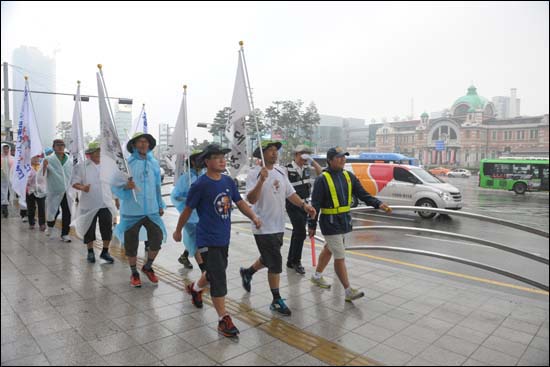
left=186, top=174, right=242, bottom=248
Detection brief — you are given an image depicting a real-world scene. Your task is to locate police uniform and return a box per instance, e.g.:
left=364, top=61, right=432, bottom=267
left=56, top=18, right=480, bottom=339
left=285, top=161, right=315, bottom=268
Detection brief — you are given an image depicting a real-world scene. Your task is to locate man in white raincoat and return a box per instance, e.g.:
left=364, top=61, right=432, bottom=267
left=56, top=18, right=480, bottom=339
left=72, top=142, right=117, bottom=264
left=112, top=133, right=167, bottom=288
left=1, top=144, right=14, bottom=218
left=42, top=139, right=73, bottom=242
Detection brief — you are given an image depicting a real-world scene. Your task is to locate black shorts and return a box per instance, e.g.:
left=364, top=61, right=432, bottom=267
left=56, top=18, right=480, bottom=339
left=254, top=233, right=284, bottom=274
left=83, top=208, right=113, bottom=244
left=199, top=246, right=229, bottom=298
left=124, top=217, right=163, bottom=257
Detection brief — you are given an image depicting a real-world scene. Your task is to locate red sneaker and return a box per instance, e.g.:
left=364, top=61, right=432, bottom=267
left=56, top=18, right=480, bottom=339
left=186, top=282, right=203, bottom=308
left=218, top=315, right=239, bottom=337
left=130, top=273, right=142, bottom=288
left=141, top=266, right=159, bottom=284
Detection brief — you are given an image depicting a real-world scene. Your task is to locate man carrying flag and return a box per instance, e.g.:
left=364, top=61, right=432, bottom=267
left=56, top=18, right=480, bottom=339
left=72, top=142, right=117, bottom=264
left=112, top=133, right=167, bottom=287
left=42, top=139, right=73, bottom=242
left=12, top=77, right=44, bottom=223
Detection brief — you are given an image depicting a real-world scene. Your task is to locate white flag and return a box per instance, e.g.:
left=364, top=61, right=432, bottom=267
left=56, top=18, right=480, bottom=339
left=171, top=91, right=188, bottom=155
left=171, top=89, right=189, bottom=181
left=11, top=80, right=43, bottom=206
left=225, top=52, right=251, bottom=178
left=97, top=72, right=128, bottom=187
left=69, top=84, right=85, bottom=167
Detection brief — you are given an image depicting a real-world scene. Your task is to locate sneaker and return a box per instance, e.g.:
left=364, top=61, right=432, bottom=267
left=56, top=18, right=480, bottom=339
left=270, top=298, right=292, bottom=316
left=39, top=225, right=46, bottom=232
left=218, top=315, right=239, bottom=337
left=22, top=217, right=28, bottom=223
left=141, top=266, right=159, bottom=284
left=310, top=275, right=331, bottom=289
left=239, top=267, right=252, bottom=293
left=130, top=273, right=142, bottom=288
left=345, top=288, right=365, bottom=302
left=45, top=227, right=52, bottom=236
left=60, top=235, right=72, bottom=243
left=87, top=251, right=96, bottom=263
left=100, top=251, right=115, bottom=264
left=293, top=262, right=306, bottom=275
left=178, top=253, right=193, bottom=269
left=186, top=282, right=203, bottom=308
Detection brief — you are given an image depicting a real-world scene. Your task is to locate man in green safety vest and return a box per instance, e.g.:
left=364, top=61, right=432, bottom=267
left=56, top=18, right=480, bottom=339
left=308, top=147, right=392, bottom=302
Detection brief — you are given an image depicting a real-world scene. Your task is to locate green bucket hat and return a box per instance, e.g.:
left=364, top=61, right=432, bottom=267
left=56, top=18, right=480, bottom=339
left=127, top=132, right=156, bottom=153
left=85, top=141, right=100, bottom=154
left=252, top=140, right=282, bottom=159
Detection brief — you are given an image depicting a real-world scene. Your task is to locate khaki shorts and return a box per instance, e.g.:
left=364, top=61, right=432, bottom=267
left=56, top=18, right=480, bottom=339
left=324, top=233, right=351, bottom=260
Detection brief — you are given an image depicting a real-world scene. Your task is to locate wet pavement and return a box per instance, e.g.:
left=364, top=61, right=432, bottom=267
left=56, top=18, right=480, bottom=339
left=1, top=176, right=549, bottom=366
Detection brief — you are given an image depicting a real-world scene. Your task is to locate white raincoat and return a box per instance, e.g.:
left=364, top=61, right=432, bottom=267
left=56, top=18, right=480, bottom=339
left=1, top=147, right=14, bottom=206
left=71, top=159, right=117, bottom=239
left=44, top=153, right=73, bottom=222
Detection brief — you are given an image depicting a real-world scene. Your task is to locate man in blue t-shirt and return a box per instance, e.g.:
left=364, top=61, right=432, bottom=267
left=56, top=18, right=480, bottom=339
left=173, top=144, right=261, bottom=338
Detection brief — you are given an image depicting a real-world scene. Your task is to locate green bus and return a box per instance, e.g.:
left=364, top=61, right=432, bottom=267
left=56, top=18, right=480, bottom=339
left=479, top=157, right=549, bottom=194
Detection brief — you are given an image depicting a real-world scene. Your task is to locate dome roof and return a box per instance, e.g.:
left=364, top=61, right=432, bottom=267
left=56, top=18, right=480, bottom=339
left=421, top=111, right=429, bottom=118
left=452, top=85, right=489, bottom=110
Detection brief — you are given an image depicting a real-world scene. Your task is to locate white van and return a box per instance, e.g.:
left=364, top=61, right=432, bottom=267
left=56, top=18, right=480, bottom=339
left=346, top=163, right=463, bottom=218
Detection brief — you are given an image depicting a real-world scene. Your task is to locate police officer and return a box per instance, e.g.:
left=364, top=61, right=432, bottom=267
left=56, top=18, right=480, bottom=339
left=285, top=145, right=322, bottom=274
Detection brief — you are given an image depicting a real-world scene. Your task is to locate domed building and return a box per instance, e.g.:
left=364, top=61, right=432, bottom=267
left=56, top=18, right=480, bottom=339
left=375, top=85, right=549, bottom=167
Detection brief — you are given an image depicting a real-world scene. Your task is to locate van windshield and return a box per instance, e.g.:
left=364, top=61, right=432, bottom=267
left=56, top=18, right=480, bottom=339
left=410, top=168, right=443, bottom=184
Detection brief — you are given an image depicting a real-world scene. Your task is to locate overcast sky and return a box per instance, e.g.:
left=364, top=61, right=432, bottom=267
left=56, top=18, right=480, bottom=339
left=1, top=1, right=548, bottom=142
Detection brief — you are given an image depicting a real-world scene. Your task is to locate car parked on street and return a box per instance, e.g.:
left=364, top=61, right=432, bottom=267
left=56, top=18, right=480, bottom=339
left=429, top=167, right=451, bottom=176
left=447, top=168, right=472, bottom=178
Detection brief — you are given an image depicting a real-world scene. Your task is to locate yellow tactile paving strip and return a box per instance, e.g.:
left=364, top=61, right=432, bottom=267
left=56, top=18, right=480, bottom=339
left=58, top=223, right=381, bottom=366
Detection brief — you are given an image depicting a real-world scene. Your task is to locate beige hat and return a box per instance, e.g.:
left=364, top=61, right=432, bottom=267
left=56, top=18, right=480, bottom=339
left=293, top=145, right=312, bottom=154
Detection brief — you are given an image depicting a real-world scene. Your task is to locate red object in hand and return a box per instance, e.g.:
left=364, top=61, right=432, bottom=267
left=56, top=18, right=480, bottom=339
left=310, top=236, right=317, bottom=267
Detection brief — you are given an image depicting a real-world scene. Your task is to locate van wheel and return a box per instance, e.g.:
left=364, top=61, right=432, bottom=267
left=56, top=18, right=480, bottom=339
left=513, top=182, right=527, bottom=195
left=416, top=199, right=437, bottom=219
left=351, top=195, right=359, bottom=208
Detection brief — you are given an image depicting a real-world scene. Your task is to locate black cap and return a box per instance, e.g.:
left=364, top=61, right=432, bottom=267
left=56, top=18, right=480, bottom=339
left=326, top=147, right=349, bottom=160
left=252, top=140, right=282, bottom=159
left=199, top=144, right=231, bottom=161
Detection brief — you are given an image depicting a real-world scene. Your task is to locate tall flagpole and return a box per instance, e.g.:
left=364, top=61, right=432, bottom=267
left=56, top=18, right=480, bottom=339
left=97, top=64, right=136, bottom=202
left=239, top=41, right=264, bottom=166
left=76, top=80, right=87, bottom=183
left=183, top=85, right=192, bottom=188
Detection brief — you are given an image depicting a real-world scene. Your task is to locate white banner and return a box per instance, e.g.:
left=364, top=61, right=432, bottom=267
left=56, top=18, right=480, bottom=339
left=11, top=81, right=43, bottom=207
left=225, top=51, right=251, bottom=177
left=171, top=90, right=188, bottom=155
left=69, top=84, right=85, bottom=167
left=97, top=72, right=128, bottom=187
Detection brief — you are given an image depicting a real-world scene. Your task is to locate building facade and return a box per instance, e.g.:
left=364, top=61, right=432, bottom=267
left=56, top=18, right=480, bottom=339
left=12, top=46, right=56, bottom=145
left=492, top=88, right=520, bottom=120
left=374, top=86, right=548, bottom=168
left=114, top=102, right=132, bottom=143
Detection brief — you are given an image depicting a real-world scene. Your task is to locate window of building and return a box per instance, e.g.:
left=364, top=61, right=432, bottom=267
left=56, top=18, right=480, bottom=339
left=492, top=131, right=497, bottom=140
left=476, top=131, right=480, bottom=139
left=466, top=131, right=471, bottom=138
left=517, top=131, right=521, bottom=140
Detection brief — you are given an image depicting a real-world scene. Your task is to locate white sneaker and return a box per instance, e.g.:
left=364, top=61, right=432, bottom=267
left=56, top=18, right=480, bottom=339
left=22, top=217, right=28, bottom=223
left=60, top=235, right=72, bottom=243
left=45, top=228, right=52, bottom=236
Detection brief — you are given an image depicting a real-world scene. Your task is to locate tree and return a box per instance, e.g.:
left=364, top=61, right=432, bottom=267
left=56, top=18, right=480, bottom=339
left=83, top=132, right=96, bottom=146
left=190, top=138, right=210, bottom=151
left=56, top=121, right=72, bottom=143
left=264, top=100, right=320, bottom=164
left=209, top=107, right=231, bottom=146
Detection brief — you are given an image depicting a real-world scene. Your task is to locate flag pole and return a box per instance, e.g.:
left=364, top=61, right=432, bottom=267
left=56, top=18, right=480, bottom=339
left=183, top=85, right=192, bottom=188
left=76, top=80, right=87, bottom=184
left=97, top=64, right=137, bottom=202
left=239, top=41, right=264, bottom=167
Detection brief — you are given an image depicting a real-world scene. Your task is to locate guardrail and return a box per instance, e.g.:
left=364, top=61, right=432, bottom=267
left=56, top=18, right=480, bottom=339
left=350, top=206, right=549, bottom=238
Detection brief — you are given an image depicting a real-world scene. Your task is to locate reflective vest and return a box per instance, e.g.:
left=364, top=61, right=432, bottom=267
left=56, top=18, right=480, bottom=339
left=321, top=170, right=352, bottom=215
left=286, top=163, right=313, bottom=199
